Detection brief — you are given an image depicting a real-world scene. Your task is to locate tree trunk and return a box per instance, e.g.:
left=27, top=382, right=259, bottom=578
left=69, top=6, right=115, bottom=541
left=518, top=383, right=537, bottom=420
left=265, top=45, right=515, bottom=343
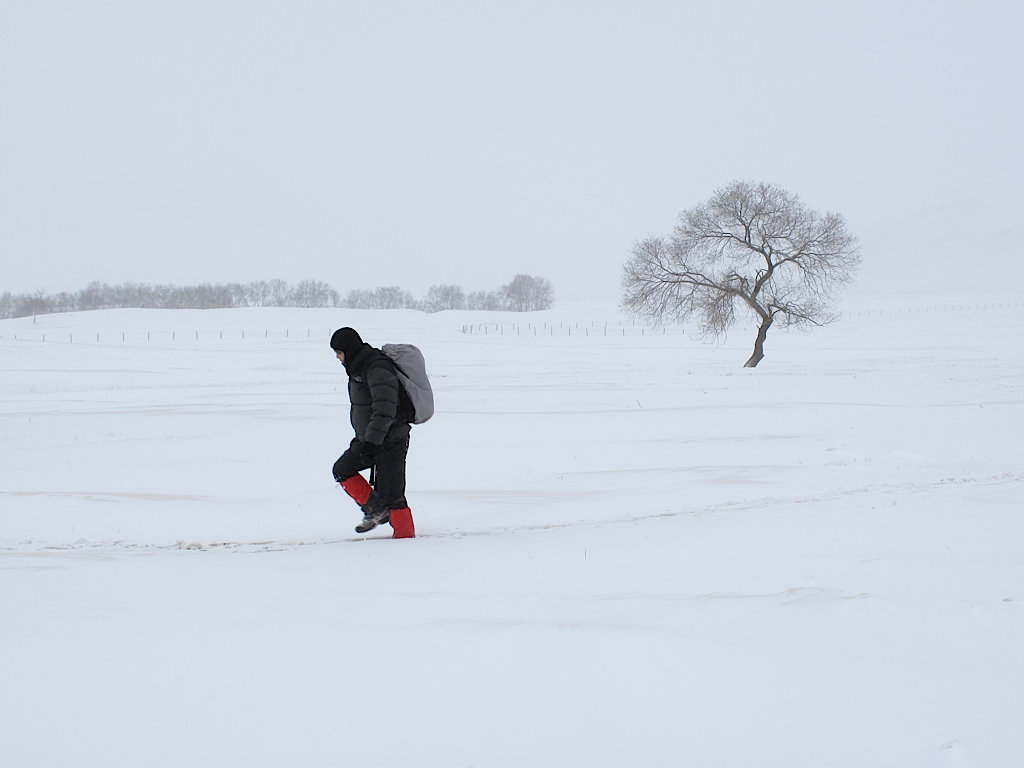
left=744, top=316, right=773, bottom=368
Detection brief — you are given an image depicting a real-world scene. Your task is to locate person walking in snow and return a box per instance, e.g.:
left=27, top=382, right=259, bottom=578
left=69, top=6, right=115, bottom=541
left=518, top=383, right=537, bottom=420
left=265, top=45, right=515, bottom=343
left=330, top=327, right=416, bottom=538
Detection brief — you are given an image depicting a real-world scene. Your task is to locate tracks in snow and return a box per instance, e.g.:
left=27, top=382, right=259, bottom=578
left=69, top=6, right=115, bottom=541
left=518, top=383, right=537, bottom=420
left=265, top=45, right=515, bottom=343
left=1, top=472, right=1019, bottom=556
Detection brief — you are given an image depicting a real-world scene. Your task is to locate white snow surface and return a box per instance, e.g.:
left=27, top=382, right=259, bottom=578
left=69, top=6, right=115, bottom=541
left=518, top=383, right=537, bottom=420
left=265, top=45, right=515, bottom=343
left=1, top=296, right=1022, bottom=767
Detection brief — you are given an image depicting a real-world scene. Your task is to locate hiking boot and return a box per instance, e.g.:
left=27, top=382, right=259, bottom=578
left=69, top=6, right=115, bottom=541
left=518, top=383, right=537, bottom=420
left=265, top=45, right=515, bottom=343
left=354, top=506, right=391, bottom=534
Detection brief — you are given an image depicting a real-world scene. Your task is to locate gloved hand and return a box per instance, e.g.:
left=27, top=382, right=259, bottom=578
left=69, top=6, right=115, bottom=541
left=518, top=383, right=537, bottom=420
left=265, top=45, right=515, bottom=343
left=359, top=441, right=380, bottom=465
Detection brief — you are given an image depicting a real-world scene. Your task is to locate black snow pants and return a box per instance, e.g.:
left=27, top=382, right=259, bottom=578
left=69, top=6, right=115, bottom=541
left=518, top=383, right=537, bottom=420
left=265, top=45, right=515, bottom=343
left=332, top=436, right=410, bottom=510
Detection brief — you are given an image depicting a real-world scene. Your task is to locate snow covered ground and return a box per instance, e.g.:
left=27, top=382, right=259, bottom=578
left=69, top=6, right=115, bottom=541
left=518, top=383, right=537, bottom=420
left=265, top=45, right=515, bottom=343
left=1, top=295, right=1022, bottom=767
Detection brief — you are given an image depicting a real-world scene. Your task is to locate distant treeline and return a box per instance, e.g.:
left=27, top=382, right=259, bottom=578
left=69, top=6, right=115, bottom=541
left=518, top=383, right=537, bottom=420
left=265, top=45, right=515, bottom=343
left=0, top=275, right=554, bottom=319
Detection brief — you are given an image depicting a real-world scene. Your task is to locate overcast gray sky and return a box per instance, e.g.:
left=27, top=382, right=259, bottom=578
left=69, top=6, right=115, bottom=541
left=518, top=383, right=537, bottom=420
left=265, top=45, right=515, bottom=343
left=2, top=0, right=1021, bottom=300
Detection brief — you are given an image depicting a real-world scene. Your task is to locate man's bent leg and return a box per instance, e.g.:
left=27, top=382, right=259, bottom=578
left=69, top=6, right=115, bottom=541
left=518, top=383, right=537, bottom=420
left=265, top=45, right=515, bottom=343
left=332, top=438, right=368, bottom=485
left=333, top=439, right=390, bottom=532
left=339, top=474, right=372, bottom=505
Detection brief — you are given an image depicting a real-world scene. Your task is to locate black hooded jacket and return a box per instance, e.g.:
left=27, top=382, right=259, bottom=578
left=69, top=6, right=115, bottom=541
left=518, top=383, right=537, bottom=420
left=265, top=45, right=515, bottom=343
left=343, top=343, right=413, bottom=446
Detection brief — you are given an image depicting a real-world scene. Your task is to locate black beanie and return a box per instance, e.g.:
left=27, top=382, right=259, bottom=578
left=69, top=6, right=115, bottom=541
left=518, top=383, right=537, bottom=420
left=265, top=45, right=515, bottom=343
left=330, top=327, right=363, bottom=359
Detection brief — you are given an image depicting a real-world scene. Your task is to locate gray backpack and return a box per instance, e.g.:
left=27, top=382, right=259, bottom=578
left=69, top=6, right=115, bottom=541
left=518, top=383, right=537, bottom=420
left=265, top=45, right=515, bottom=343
left=381, top=343, right=434, bottom=424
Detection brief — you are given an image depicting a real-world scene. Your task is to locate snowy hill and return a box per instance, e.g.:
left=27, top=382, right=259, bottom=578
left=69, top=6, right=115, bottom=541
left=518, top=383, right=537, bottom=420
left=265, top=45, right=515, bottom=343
left=1, top=297, right=1022, bottom=766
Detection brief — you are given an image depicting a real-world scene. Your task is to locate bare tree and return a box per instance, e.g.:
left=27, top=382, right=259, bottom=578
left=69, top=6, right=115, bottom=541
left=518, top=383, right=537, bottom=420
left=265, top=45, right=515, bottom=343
left=240, top=280, right=269, bottom=307
left=267, top=278, right=291, bottom=307
left=51, top=291, right=78, bottom=313
left=3, top=275, right=557, bottom=318
left=622, top=181, right=860, bottom=367
left=423, top=284, right=465, bottom=312
left=291, top=279, right=337, bottom=308
left=13, top=291, right=54, bottom=318
left=501, top=274, right=555, bottom=311
left=111, top=282, right=154, bottom=308
left=77, top=281, right=111, bottom=311
left=225, top=282, right=247, bottom=308
left=465, top=289, right=502, bottom=311
left=372, top=286, right=415, bottom=310
left=150, top=284, right=174, bottom=308
left=342, top=289, right=374, bottom=309
left=192, top=283, right=234, bottom=309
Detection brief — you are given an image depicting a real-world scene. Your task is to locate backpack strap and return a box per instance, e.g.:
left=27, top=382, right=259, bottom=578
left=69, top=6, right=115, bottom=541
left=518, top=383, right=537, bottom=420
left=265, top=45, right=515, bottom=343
left=367, top=351, right=414, bottom=424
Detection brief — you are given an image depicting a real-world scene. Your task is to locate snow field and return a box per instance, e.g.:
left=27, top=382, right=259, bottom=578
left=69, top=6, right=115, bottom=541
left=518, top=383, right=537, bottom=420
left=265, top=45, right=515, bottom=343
left=1, top=297, right=1022, bottom=766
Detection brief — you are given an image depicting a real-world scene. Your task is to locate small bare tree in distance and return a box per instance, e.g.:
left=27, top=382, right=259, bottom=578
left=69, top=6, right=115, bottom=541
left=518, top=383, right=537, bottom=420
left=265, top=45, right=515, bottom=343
left=424, top=284, right=466, bottom=312
left=622, top=180, right=860, bottom=367
left=502, top=274, right=555, bottom=311
left=372, top=286, right=416, bottom=310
